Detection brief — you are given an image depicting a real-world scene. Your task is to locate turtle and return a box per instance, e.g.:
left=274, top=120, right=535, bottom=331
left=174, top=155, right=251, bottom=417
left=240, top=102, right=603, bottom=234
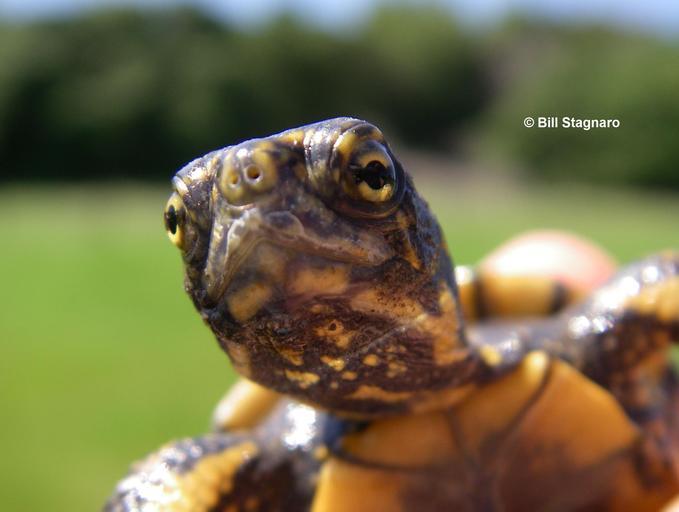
left=106, top=117, right=679, bottom=511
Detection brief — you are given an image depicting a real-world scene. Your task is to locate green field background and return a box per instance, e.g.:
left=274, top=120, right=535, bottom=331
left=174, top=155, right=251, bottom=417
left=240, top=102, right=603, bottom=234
left=1, top=180, right=678, bottom=510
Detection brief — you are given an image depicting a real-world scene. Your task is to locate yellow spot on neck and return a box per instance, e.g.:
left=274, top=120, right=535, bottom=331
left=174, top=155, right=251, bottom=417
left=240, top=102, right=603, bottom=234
left=321, top=355, right=346, bottom=371
left=341, top=371, right=358, bottom=380
left=362, top=354, right=380, bottom=366
left=285, top=370, right=320, bottom=389
left=387, top=360, right=407, bottom=377
left=348, top=385, right=412, bottom=403
left=412, top=284, right=466, bottom=366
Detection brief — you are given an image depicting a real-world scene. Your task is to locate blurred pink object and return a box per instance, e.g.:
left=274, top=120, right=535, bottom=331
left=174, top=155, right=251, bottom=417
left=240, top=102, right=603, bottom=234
left=480, top=230, right=617, bottom=295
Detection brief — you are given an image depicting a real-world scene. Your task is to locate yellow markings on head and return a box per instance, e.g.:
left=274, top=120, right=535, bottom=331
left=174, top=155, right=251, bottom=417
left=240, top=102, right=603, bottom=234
left=176, top=440, right=259, bottom=510
left=278, top=347, right=304, bottom=366
left=252, top=243, right=287, bottom=282
left=387, top=361, right=407, bottom=378
left=348, top=385, right=412, bottom=403
left=285, top=370, right=320, bottom=389
left=341, top=371, right=358, bottom=380
left=330, top=381, right=339, bottom=390
left=479, top=345, right=503, bottom=367
left=277, top=129, right=306, bottom=147
left=225, top=340, right=251, bottom=378
left=311, top=304, right=332, bottom=314
left=396, top=211, right=421, bottom=270
left=315, top=320, right=353, bottom=349
left=226, top=282, right=273, bottom=323
left=362, top=354, right=380, bottom=366
left=321, top=355, right=346, bottom=371
left=333, top=130, right=361, bottom=168
left=350, top=288, right=424, bottom=319
left=412, top=284, right=466, bottom=366
left=625, top=276, right=679, bottom=324
left=289, top=264, right=349, bottom=297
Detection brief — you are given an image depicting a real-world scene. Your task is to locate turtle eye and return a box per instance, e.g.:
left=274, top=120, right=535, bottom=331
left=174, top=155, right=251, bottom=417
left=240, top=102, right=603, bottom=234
left=165, top=205, right=179, bottom=234
left=349, top=159, right=395, bottom=203
left=164, top=193, right=186, bottom=248
left=342, top=141, right=396, bottom=204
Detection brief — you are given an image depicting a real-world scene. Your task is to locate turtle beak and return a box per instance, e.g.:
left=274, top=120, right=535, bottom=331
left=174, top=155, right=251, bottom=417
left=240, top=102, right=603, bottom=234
left=203, top=207, right=393, bottom=303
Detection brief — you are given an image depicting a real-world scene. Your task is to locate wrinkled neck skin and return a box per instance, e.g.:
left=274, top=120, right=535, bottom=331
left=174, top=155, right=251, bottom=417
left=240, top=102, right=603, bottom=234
left=172, top=119, right=483, bottom=419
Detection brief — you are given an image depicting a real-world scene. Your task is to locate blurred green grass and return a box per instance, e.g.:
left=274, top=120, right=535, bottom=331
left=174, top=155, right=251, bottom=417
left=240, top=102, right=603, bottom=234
left=0, top=181, right=678, bottom=511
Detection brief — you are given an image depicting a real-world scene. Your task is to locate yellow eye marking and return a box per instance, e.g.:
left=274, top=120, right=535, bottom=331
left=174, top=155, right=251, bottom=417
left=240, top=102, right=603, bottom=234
left=355, top=180, right=393, bottom=203
left=164, top=193, right=185, bottom=249
left=348, top=385, right=412, bottom=403
left=362, top=354, right=380, bottom=367
left=321, top=355, right=346, bottom=371
left=285, top=370, right=320, bottom=389
left=226, top=282, right=273, bottom=323
left=341, top=371, right=358, bottom=380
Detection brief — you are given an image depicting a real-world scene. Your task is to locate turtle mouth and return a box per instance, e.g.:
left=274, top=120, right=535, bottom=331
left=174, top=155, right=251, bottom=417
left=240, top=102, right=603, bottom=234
left=203, top=209, right=393, bottom=302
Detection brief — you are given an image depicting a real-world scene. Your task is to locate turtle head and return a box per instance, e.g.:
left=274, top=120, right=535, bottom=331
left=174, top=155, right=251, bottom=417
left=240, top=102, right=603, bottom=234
left=164, top=118, right=475, bottom=417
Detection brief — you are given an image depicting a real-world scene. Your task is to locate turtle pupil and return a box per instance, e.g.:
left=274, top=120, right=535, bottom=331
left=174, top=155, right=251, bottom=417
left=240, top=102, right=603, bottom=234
left=353, top=161, right=389, bottom=190
left=165, top=205, right=178, bottom=235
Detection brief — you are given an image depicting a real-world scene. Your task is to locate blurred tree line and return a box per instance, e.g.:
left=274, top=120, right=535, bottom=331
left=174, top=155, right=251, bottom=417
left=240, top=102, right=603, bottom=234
left=0, top=6, right=678, bottom=189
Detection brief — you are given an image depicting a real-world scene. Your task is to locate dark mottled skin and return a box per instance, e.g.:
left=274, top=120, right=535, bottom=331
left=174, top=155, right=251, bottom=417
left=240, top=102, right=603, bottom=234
left=106, top=118, right=679, bottom=511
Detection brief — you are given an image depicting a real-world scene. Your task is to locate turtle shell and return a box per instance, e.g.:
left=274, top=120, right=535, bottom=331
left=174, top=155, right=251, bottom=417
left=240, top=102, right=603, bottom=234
left=311, top=352, right=679, bottom=512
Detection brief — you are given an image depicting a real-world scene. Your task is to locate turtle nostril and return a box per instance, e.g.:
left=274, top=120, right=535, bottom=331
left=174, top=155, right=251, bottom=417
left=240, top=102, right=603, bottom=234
left=226, top=169, right=240, bottom=187
left=245, top=165, right=262, bottom=181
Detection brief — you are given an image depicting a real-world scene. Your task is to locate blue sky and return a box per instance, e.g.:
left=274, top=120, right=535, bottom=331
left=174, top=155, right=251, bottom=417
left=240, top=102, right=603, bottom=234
left=1, top=0, right=678, bottom=37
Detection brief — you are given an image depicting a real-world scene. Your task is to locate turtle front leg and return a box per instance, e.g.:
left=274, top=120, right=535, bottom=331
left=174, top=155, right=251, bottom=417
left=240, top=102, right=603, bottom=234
left=473, top=251, right=679, bottom=394
left=105, top=400, right=325, bottom=512
left=104, top=432, right=314, bottom=512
